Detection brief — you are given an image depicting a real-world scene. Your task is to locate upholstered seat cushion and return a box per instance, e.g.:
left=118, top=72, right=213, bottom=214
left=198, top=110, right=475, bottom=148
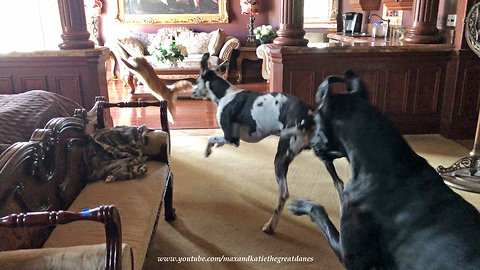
left=176, top=31, right=213, bottom=54
left=43, top=161, right=170, bottom=270
left=0, top=243, right=132, bottom=270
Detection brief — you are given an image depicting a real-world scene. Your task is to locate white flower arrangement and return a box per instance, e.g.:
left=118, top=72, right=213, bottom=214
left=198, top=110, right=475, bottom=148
left=149, top=39, right=186, bottom=65
left=253, top=25, right=277, bottom=44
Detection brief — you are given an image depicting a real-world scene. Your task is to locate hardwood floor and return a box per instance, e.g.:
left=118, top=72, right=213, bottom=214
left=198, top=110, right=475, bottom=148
left=107, top=78, right=268, bottom=130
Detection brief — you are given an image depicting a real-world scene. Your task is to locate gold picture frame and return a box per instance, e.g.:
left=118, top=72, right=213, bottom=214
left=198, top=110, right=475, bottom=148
left=116, top=0, right=229, bottom=24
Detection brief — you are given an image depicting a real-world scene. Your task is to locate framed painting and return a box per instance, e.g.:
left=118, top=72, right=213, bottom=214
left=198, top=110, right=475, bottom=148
left=116, top=0, right=229, bottom=24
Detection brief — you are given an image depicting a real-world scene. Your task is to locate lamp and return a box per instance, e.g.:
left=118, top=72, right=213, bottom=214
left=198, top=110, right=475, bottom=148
left=241, top=0, right=259, bottom=46
left=84, top=0, right=103, bottom=45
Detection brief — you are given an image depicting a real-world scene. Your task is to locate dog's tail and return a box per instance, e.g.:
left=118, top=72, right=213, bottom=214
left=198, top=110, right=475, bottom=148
left=170, top=80, right=193, bottom=98
left=344, top=69, right=368, bottom=100
left=315, top=75, right=345, bottom=104
left=163, top=80, right=193, bottom=124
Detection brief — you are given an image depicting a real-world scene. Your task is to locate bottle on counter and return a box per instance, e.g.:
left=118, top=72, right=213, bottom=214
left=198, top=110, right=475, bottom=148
left=372, top=21, right=386, bottom=38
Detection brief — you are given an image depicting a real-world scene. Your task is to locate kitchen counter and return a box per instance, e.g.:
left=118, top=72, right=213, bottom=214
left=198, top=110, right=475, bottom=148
left=0, top=47, right=109, bottom=58
left=268, top=34, right=453, bottom=54
left=267, top=33, right=454, bottom=54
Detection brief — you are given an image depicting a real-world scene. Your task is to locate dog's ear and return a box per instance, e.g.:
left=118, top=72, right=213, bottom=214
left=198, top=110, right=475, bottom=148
left=344, top=69, right=369, bottom=101
left=214, top=60, right=229, bottom=75
left=200, top=53, right=210, bottom=73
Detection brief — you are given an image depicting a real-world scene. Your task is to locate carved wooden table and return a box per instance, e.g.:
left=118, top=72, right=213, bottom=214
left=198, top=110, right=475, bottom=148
left=236, top=46, right=261, bottom=84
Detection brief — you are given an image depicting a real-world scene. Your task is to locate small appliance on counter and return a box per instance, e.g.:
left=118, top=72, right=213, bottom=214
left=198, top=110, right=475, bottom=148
left=342, top=12, right=363, bottom=34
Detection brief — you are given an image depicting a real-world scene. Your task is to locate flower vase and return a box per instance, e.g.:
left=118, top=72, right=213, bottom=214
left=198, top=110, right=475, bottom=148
left=168, top=59, right=178, bottom=67
left=259, top=37, right=269, bottom=44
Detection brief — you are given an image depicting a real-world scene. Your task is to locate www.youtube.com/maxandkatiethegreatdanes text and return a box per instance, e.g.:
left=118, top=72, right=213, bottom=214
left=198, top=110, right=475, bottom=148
left=158, top=255, right=314, bottom=264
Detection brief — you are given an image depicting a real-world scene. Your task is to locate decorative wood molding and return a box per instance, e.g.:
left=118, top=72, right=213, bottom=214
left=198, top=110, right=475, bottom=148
left=57, top=0, right=95, bottom=49
left=273, top=0, right=309, bottom=46
left=403, top=0, right=440, bottom=44
left=0, top=116, right=87, bottom=250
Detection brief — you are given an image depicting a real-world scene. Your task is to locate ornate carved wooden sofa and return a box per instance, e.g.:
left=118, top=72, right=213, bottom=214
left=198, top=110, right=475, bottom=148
left=107, top=26, right=240, bottom=90
left=0, top=97, right=175, bottom=270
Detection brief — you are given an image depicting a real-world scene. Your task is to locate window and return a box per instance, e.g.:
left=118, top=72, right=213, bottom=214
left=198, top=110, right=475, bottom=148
left=0, top=0, right=62, bottom=53
left=304, top=0, right=339, bottom=28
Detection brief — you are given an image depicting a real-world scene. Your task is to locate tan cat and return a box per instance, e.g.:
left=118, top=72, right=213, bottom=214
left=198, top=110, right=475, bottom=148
left=121, top=56, right=193, bottom=123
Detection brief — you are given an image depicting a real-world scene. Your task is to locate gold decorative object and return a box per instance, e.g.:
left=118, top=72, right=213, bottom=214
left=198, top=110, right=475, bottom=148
left=116, top=0, right=229, bottom=24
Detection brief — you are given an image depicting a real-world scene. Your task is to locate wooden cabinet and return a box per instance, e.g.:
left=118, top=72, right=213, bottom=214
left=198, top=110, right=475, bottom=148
left=269, top=45, right=456, bottom=136
left=382, top=0, right=414, bottom=10
left=350, top=0, right=382, bottom=11
left=0, top=48, right=109, bottom=109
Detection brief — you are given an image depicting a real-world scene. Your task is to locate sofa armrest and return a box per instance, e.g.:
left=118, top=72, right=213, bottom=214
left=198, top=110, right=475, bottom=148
left=0, top=205, right=124, bottom=270
left=105, top=41, right=131, bottom=83
left=256, top=44, right=271, bottom=82
left=0, top=243, right=132, bottom=270
left=92, top=97, right=171, bottom=162
left=106, top=41, right=130, bottom=61
left=218, top=36, right=240, bottom=62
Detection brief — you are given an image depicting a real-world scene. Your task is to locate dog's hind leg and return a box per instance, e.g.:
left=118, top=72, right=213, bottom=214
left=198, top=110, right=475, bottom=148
left=205, top=135, right=228, bottom=157
left=263, top=133, right=309, bottom=234
left=289, top=199, right=343, bottom=262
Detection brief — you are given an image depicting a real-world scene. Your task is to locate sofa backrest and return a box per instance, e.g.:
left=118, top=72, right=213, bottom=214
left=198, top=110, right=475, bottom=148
left=117, top=27, right=229, bottom=57
left=0, top=114, right=88, bottom=251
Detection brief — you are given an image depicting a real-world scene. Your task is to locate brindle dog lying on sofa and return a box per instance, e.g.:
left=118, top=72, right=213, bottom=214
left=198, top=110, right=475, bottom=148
left=290, top=70, right=480, bottom=269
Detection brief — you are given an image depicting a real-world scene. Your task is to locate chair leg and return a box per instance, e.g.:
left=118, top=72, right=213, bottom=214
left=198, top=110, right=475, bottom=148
left=164, top=171, right=176, bottom=221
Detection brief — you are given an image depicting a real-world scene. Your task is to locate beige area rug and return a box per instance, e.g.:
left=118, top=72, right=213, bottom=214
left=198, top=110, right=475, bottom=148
left=143, top=132, right=480, bottom=270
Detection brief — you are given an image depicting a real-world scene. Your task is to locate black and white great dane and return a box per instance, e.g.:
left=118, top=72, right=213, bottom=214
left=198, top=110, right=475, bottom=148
left=192, top=53, right=315, bottom=234
left=290, top=70, right=480, bottom=269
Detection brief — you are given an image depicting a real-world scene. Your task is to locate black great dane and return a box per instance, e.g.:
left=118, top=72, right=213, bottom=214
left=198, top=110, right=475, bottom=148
left=192, top=53, right=315, bottom=234
left=289, top=70, right=480, bottom=269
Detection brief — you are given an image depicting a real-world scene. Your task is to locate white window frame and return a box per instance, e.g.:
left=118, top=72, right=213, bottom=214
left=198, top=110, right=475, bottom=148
left=304, top=0, right=339, bottom=29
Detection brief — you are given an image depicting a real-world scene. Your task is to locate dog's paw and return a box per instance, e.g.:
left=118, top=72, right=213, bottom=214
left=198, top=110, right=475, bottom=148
left=262, top=223, right=275, bottom=234
left=289, top=199, right=317, bottom=216
left=205, top=147, right=212, bottom=158
left=227, top=137, right=239, bottom=147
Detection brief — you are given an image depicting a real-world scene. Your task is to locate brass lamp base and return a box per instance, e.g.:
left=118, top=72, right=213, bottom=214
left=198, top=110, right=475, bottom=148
left=438, top=109, right=480, bottom=193
left=245, top=13, right=256, bottom=47
left=439, top=1, right=480, bottom=193
left=438, top=152, right=480, bottom=193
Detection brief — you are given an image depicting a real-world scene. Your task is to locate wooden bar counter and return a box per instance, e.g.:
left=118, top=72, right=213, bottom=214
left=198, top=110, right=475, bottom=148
left=0, top=47, right=110, bottom=109
left=266, top=40, right=473, bottom=137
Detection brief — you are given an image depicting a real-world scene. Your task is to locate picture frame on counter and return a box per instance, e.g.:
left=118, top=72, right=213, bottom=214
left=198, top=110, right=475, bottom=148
left=382, top=5, right=403, bottom=26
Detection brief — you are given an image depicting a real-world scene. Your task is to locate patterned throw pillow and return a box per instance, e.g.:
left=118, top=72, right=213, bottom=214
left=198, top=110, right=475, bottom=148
left=118, top=37, right=145, bottom=57
left=208, top=29, right=226, bottom=56
left=176, top=32, right=213, bottom=55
